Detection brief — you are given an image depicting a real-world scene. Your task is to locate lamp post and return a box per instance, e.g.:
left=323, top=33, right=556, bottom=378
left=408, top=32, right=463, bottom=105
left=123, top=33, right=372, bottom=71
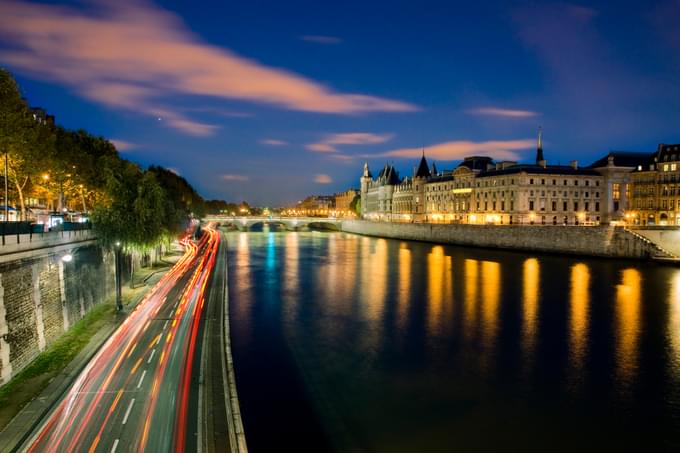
left=4, top=152, right=8, bottom=222
left=114, top=241, right=123, bottom=311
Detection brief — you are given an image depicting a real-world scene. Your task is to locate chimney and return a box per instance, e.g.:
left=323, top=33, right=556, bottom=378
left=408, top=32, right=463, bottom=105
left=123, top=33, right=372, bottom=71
left=570, top=160, right=578, bottom=169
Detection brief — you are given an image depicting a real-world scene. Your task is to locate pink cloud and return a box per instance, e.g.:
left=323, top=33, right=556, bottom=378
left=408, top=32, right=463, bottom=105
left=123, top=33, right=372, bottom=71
left=467, top=107, right=538, bottom=118
left=0, top=1, right=417, bottom=136
left=300, top=35, right=342, bottom=44
left=260, top=139, right=288, bottom=146
left=375, top=139, right=535, bottom=161
left=222, top=174, right=250, bottom=182
left=306, top=132, right=393, bottom=152
left=110, top=139, right=138, bottom=152
left=314, top=174, right=333, bottom=184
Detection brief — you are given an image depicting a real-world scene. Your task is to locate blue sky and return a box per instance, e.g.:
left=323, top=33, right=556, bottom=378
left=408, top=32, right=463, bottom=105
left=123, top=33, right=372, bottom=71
left=1, top=0, right=679, bottom=205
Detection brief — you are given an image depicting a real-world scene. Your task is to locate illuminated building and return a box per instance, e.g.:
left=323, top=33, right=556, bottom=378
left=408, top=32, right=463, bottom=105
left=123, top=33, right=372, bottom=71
left=359, top=130, right=615, bottom=225
left=333, top=189, right=358, bottom=217
left=629, top=144, right=680, bottom=225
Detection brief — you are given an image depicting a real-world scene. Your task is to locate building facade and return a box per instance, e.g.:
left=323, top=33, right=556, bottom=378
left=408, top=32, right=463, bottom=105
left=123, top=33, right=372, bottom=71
left=629, top=144, right=680, bottom=225
left=333, top=189, right=358, bottom=217
left=358, top=133, right=666, bottom=226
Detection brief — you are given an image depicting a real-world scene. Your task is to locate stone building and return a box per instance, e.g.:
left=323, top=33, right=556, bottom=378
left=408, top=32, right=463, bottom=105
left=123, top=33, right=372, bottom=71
left=334, top=188, right=358, bottom=217
left=296, top=195, right=335, bottom=216
left=587, top=151, right=649, bottom=224
left=629, top=144, right=680, bottom=225
left=358, top=131, right=662, bottom=226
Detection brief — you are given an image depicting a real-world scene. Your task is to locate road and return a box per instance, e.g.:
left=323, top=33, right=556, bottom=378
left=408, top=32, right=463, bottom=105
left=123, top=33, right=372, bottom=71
left=21, top=226, right=222, bottom=453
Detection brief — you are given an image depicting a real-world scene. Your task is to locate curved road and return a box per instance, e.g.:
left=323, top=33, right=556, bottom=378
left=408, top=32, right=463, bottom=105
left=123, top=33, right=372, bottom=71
left=21, top=226, right=222, bottom=453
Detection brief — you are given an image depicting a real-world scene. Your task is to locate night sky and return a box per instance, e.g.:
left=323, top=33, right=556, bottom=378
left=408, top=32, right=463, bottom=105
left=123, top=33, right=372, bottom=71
left=1, top=0, right=679, bottom=206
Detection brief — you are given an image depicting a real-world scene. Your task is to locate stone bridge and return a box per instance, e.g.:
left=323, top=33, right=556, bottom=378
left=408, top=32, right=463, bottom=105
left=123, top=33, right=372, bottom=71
left=203, top=216, right=343, bottom=231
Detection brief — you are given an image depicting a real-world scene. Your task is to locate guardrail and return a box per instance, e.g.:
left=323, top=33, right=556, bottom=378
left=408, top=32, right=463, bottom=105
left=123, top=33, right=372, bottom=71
left=0, top=222, right=91, bottom=247
left=0, top=229, right=96, bottom=261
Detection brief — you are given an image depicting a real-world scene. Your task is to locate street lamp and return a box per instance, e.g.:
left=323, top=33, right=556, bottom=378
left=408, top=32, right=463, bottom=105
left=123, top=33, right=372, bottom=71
left=4, top=151, right=8, bottom=222
left=114, top=241, right=123, bottom=311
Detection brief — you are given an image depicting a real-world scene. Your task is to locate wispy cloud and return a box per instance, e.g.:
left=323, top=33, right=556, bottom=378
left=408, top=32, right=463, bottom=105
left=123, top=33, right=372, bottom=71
left=222, top=174, right=250, bottom=182
left=467, top=107, right=538, bottom=118
left=314, top=174, right=333, bottom=184
left=0, top=1, right=416, bottom=136
left=306, top=132, right=393, bottom=153
left=110, top=139, right=138, bottom=152
left=259, top=139, right=288, bottom=146
left=300, top=35, right=342, bottom=44
left=374, top=139, right=535, bottom=161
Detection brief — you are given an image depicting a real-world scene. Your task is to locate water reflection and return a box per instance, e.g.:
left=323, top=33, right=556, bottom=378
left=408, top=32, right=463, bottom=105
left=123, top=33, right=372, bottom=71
left=227, top=232, right=680, bottom=452
left=233, top=232, right=252, bottom=340
left=427, top=246, right=453, bottom=336
left=463, top=259, right=479, bottom=340
left=616, top=268, right=642, bottom=388
left=569, top=263, right=590, bottom=385
left=283, top=233, right=299, bottom=324
left=522, top=258, right=540, bottom=363
left=397, top=243, right=411, bottom=331
left=480, top=261, right=501, bottom=355
left=364, top=238, right=388, bottom=322
left=670, top=272, right=680, bottom=375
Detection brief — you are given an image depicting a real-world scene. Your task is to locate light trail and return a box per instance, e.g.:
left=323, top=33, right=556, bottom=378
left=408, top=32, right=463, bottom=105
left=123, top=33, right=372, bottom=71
left=24, top=225, right=223, bottom=452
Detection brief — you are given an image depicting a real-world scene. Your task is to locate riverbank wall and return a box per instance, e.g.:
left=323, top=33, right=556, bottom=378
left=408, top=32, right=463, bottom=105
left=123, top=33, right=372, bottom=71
left=0, top=242, right=116, bottom=386
left=340, top=220, right=667, bottom=259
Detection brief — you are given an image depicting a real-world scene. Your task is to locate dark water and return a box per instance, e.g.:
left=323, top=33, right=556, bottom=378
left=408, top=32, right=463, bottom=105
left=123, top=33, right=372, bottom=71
left=226, top=231, right=680, bottom=452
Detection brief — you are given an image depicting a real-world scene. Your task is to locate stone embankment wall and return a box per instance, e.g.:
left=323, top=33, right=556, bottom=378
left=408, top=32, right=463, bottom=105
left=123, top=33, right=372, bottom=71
left=341, top=220, right=664, bottom=259
left=0, top=245, right=115, bottom=385
left=629, top=227, right=680, bottom=258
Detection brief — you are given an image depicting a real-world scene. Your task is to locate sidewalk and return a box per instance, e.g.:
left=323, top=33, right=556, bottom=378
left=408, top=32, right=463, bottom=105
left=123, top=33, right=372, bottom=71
left=0, top=248, right=182, bottom=453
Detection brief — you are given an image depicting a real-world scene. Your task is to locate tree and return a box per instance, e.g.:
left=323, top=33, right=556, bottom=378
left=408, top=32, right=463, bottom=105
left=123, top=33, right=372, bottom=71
left=148, top=165, right=205, bottom=234
left=0, top=69, right=55, bottom=219
left=349, top=194, right=361, bottom=216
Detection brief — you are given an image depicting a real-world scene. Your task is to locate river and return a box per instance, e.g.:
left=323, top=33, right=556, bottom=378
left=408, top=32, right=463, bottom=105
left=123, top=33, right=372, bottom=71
left=226, top=230, right=680, bottom=452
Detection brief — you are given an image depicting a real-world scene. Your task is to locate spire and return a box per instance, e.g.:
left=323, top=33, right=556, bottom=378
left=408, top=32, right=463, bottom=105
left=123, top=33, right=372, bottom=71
left=415, top=153, right=431, bottom=178
left=431, top=162, right=438, bottom=176
left=536, top=126, right=545, bottom=166
left=363, top=161, right=372, bottom=178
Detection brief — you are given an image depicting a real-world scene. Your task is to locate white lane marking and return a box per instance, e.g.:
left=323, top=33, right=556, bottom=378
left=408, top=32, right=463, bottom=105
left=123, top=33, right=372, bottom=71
left=111, top=439, right=119, bottom=453
left=122, top=398, right=135, bottom=425
left=163, top=320, right=169, bottom=330
left=137, top=370, right=147, bottom=389
left=147, top=349, right=156, bottom=364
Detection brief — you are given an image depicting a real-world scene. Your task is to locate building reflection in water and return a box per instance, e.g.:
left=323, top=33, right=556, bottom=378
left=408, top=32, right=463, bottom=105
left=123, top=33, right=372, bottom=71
left=427, top=246, right=453, bottom=336
left=397, top=243, right=411, bottom=332
left=361, top=237, right=388, bottom=321
left=568, top=263, right=590, bottom=388
left=463, top=259, right=479, bottom=341
left=668, top=271, right=680, bottom=377
left=480, top=261, right=501, bottom=374
left=234, top=232, right=253, bottom=340
left=522, top=258, right=540, bottom=365
left=283, top=233, right=299, bottom=325
left=616, top=268, right=642, bottom=388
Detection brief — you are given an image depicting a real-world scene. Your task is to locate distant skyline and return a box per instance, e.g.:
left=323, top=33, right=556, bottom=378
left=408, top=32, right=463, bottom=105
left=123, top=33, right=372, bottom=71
left=1, top=0, right=679, bottom=205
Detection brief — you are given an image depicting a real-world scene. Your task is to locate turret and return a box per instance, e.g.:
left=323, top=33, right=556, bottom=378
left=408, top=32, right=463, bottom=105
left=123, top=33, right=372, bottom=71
left=360, top=162, right=372, bottom=218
